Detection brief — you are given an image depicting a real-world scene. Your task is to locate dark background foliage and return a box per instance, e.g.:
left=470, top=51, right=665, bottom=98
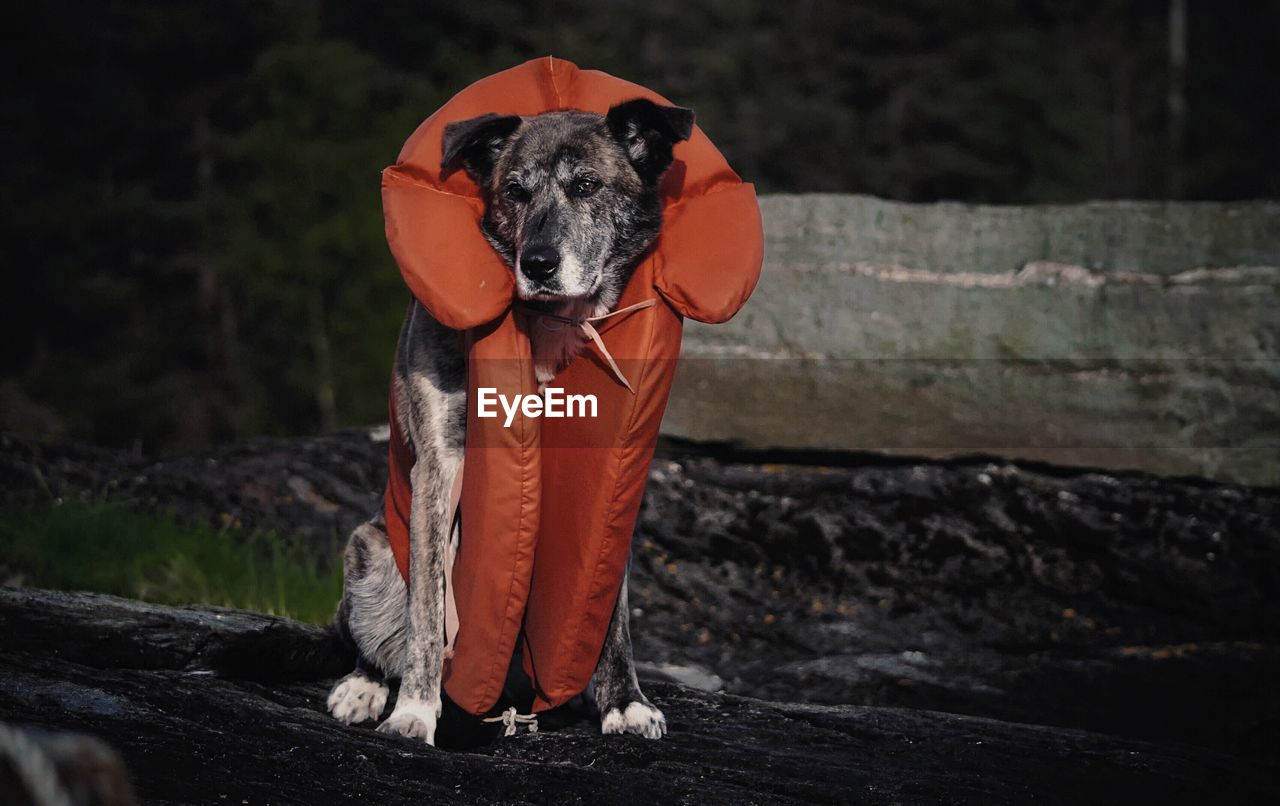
left=2, top=0, right=1276, bottom=453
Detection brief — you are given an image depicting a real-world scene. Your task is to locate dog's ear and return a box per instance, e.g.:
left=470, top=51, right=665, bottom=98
left=606, top=98, right=694, bottom=185
left=441, top=113, right=522, bottom=184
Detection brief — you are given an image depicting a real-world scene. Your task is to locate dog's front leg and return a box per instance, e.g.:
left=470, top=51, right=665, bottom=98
left=593, top=557, right=666, bottom=739
left=377, top=452, right=459, bottom=746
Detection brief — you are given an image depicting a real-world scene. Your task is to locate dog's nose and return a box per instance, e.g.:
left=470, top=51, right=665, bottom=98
left=521, top=246, right=560, bottom=282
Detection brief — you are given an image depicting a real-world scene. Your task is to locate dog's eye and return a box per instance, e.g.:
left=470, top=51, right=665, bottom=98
left=503, top=181, right=529, bottom=203
left=571, top=177, right=601, bottom=197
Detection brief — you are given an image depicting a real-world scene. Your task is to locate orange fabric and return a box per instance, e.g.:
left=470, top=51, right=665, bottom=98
left=382, top=56, right=763, bottom=715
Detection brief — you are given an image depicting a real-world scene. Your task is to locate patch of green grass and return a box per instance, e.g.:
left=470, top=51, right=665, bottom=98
left=0, top=502, right=342, bottom=624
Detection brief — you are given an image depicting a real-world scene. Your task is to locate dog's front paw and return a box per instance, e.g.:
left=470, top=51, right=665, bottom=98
left=376, top=697, right=440, bottom=746
left=327, top=673, right=389, bottom=725
left=600, top=699, right=667, bottom=740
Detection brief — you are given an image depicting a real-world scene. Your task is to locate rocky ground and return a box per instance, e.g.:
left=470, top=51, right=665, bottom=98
left=2, top=429, right=1278, bottom=802
left=2, top=587, right=1275, bottom=805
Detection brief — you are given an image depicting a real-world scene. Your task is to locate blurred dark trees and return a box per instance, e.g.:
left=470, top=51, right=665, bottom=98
left=2, top=0, right=1277, bottom=452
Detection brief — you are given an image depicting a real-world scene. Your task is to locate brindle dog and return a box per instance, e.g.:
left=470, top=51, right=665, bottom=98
left=327, top=99, right=693, bottom=746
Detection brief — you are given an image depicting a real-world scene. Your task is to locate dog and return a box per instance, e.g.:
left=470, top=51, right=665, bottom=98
left=326, top=98, right=694, bottom=746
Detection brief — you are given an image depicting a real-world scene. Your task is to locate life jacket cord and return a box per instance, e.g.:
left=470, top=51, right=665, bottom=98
left=516, top=298, right=657, bottom=393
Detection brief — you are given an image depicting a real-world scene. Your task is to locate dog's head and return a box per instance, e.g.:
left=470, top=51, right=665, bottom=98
left=442, top=99, right=693, bottom=306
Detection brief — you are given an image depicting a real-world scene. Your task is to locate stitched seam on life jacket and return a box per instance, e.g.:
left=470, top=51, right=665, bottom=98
left=382, top=169, right=487, bottom=211
left=480, top=315, right=540, bottom=713
left=550, top=289, right=657, bottom=706
left=658, top=171, right=744, bottom=218
left=547, top=55, right=564, bottom=109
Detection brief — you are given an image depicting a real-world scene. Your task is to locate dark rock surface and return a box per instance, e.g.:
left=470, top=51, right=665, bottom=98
left=1, top=587, right=1276, bottom=805
left=0, top=430, right=387, bottom=559
left=629, top=453, right=1280, bottom=764
left=3, top=429, right=1279, bottom=800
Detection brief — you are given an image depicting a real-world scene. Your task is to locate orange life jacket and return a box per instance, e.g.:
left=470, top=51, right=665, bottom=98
left=381, top=56, right=763, bottom=716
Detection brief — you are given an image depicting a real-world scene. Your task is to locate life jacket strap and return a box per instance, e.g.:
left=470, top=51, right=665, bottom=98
left=518, top=298, right=657, bottom=394
left=443, top=458, right=464, bottom=660
left=481, top=706, right=539, bottom=737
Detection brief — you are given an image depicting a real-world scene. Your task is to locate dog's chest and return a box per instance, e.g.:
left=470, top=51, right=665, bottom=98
left=530, top=299, right=609, bottom=386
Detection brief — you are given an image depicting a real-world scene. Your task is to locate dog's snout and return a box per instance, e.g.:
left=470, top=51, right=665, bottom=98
left=521, top=246, right=560, bottom=282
